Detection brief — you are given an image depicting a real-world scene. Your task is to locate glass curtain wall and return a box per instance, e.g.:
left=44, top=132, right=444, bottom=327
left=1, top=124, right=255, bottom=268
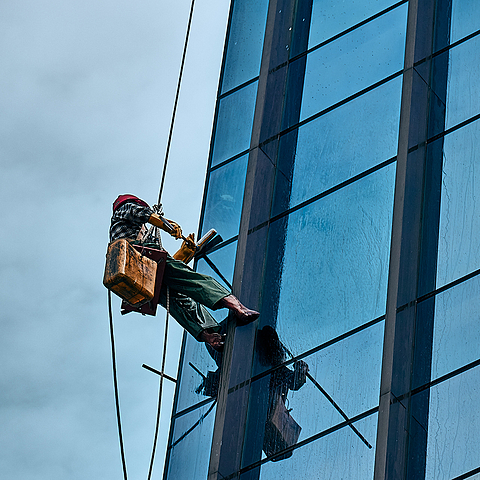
left=164, top=0, right=480, bottom=478
left=237, top=1, right=407, bottom=478
left=412, top=2, right=480, bottom=478
left=162, top=0, right=269, bottom=478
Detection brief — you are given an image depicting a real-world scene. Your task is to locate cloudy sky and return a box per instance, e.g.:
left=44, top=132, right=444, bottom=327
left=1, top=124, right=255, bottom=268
left=0, top=0, right=230, bottom=478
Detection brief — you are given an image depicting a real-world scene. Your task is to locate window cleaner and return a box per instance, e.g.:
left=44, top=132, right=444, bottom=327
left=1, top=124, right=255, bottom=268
left=104, top=194, right=260, bottom=352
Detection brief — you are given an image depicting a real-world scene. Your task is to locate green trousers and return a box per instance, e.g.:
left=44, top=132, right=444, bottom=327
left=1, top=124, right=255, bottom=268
left=157, top=255, right=230, bottom=340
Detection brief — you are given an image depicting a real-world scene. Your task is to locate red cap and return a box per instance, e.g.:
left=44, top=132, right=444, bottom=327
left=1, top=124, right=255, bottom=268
left=113, top=194, right=150, bottom=212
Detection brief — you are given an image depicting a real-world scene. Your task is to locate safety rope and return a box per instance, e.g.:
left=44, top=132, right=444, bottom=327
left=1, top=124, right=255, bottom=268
left=157, top=0, right=196, bottom=205
left=147, top=287, right=170, bottom=479
left=108, top=0, right=197, bottom=475
left=108, top=290, right=128, bottom=480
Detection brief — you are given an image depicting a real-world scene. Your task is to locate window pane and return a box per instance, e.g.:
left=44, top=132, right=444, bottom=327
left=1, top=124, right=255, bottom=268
left=300, top=4, right=407, bottom=120
left=436, top=120, right=480, bottom=287
left=175, top=334, right=222, bottom=412
left=202, top=155, right=248, bottom=240
left=445, top=35, right=480, bottom=129
left=254, top=413, right=377, bottom=480
left=274, top=78, right=401, bottom=215
left=212, top=82, right=257, bottom=167
left=249, top=322, right=383, bottom=443
left=450, top=0, right=480, bottom=44
left=309, top=0, right=400, bottom=48
left=221, top=0, right=269, bottom=93
left=425, top=367, right=480, bottom=480
left=164, top=402, right=217, bottom=480
left=197, top=241, right=237, bottom=289
left=274, top=164, right=395, bottom=353
left=431, top=275, right=480, bottom=381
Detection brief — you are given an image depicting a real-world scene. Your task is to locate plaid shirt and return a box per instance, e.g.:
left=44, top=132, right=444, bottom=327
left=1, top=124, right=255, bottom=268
left=109, top=202, right=162, bottom=247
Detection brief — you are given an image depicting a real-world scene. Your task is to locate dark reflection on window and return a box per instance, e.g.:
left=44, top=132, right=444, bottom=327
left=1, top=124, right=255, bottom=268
left=308, top=0, right=399, bottom=48
left=256, top=413, right=378, bottom=479
left=221, top=0, right=269, bottom=94
left=175, top=332, right=224, bottom=412
left=256, top=326, right=309, bottom=461
left=436, top=120, right=480, bottom=287
left=211, top=82, right=258, bottom=167
left=273, top=78, right=401, bottom=216
left=300, top=3, right=407, bottom=121
left=424, top=366, right=480, bottom=479
left=164, top=401, right=217, bottom=480
left=202, top=155, right=248, bottom=241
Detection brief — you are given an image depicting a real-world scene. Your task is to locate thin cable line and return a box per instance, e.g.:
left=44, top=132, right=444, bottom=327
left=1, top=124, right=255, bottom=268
left=108, top=290, right=128, bottom=480
left=147, top=287, right=171, bottom=479
left=158, top=0, right=196, bottom=205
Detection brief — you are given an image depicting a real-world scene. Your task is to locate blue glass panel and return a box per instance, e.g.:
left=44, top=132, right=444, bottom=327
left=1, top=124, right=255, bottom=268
left=211, top=82, right=258, bottom=167
left=436, top=120, right=480, bottom=287
left=431, top=275, right=480, bottom=381
left=164, top=402, right=217, bottom=480
left=277, top=78, right=401, bottom=213
left=255, top=413, right=377, bottom=479
left=451, top=0, right=480, bottom=44
left=301, top=4, right=407, bottom=121
left=309, top=0, right=398, bottom=48
left=274, top=164, right=395, bottom=353
left=250, top=322, right=383, bottom=444
left=197, top=242, right=237, bottom=288
left=202, top=155, right=248, bottom=240
left=175, top=334, right=222, bottom=412
left=221, top=0, right=269, bottom=93
left=445, top=35, right=480, bottom=129
left=425, top=367, right=480, bottom=479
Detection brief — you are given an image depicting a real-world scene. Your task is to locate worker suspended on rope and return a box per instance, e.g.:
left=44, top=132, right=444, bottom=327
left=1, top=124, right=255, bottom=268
left=108, top=194, right=259, bottom=351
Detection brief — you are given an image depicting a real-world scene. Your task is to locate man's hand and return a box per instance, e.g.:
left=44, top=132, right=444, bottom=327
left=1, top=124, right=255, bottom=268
left=173, top=233, right=196, bottom=263
left=165, top=219, right=182, bottom=239
left=148, top=213, right=183, bottom=238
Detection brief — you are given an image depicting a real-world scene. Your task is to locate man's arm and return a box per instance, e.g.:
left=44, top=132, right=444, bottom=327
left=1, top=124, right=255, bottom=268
left=148, top=213, right=183, bottom=239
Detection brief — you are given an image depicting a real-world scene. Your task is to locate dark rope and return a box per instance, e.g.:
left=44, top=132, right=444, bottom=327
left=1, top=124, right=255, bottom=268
left=147, top=287, right=171, bottom=480
left=108, top=290, right=128, bottom=480
left=158, top=0, right=196, bottom=205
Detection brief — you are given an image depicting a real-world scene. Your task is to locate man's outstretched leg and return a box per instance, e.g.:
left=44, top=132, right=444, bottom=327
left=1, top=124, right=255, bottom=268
left=162, top=256, right=260, bottom=326
left=214, top=295, right=259, bottom=325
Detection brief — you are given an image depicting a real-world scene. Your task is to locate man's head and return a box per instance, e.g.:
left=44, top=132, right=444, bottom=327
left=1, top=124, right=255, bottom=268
left=113, top=194, right=150, bottom=212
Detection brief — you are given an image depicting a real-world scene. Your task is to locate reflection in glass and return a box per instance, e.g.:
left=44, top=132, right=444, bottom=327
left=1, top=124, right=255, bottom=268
left=274, top=164, right=395, bottom=353
left=202, top=155, right=248, bottom=241
left=240, top=326, right=380, bottom=469
left=256, top=413, right=377, bottom=479
left=256, top=326, right=309, bottom=461
left=436, top=120, right=480, bottom=287
left=445, top=35, right=480, bottom=129
left=425, top=367, right=480, bottom=480
left=260, top=322, right=383, bottom=441
left=221, top=0, right=269, bottom=93
left=300, top=4, right=407, bottom=121
left=309, top=0, right=398, bottom=48
left=431, top=274, right=480, bottom=381
left=276, top=78, right=401, bottom=213
left=450, top=0, right=480, bottom=45
left=175, top=332, right=224, bottom=412
left=211, top=82, right=258, bottom=167
left=164, top=401, right=217, bottom=480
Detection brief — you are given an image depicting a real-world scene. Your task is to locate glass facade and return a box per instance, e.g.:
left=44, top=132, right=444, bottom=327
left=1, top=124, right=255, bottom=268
left=163, top=0, right=480, bottom=479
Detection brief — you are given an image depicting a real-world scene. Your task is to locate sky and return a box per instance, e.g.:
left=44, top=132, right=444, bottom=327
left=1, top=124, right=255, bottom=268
left=0, top=0, right=230, bottom=478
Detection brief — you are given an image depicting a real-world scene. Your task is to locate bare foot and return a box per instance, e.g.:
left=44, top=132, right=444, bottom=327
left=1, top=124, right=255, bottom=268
left=200, top=331, right=226, bottom=352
